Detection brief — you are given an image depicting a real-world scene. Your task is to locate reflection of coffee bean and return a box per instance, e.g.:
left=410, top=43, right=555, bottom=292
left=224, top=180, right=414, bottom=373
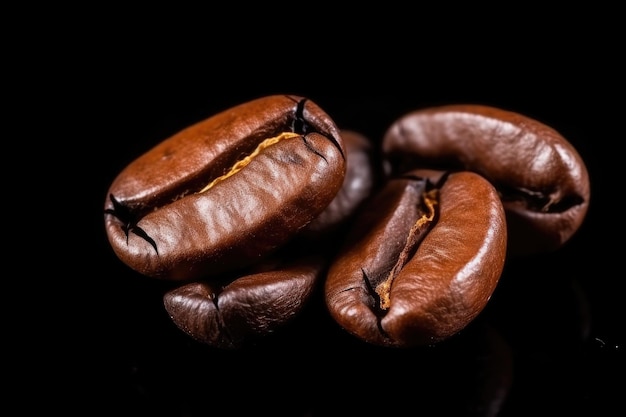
left=325, top=170, right=507, bottom=347
left=305, top=323, right=513, bottom=416
left=382, top=104, right=590, bottom=256
left=104, top=95, right=346, bottom=281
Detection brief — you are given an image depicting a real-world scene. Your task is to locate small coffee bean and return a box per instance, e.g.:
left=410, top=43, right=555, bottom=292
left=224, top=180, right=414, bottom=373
left=325, top=170, right=507, bottom=347
left=382, top=105, right=590, bottom=255
left=163, top=249, right=326, bottom=349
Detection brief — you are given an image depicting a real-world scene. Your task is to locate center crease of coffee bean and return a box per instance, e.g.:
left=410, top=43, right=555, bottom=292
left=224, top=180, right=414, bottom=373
left=198, top=132, right=302, bottom=193
left=375, top=189, right=438, bottom=310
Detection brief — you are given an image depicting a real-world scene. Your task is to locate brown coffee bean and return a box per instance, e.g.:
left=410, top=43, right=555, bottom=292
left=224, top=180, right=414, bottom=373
left=303, top=129, right=382, bottom=237
left=104, top=95, right=346, bottom=280
left=325, top=170, right=507, bottom=347
left=382, top=105, right=590, bottom=256
left=163, top=249, right=326, bottom=349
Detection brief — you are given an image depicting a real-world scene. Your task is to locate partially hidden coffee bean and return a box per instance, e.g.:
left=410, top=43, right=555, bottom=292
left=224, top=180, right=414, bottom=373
left=104, top=95, right=346, bottom=281
left=382, top=105, right=590, bottom=256
left=302, top=129, right=382, bottom=238
left=163, top=249, right=326, bottom=349
left=325, top=169, right=507, bottom=347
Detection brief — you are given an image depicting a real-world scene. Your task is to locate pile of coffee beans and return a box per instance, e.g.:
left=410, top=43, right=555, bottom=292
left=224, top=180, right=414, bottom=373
left=104, top=95, right=590, bottom=349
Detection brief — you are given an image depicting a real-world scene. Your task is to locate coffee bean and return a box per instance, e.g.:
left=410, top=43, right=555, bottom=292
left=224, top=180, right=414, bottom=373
left=303, top=129, right=382, bottom=237
left=104, top=95, right=346, bottom=280
left=163, top=249, right=326, bottom=349
left=325, top=170, right=507, bottom=347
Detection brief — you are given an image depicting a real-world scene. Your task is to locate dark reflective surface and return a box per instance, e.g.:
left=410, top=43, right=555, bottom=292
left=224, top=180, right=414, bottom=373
left=72, top=59, right=622, bottom=416
left=89, top=249, right=620, bottom=416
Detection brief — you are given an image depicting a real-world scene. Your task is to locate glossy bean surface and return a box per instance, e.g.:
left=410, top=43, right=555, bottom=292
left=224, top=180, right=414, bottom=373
left=104, top=95, right=346, bottom=280
left=325, top=170, right=507, bottom=347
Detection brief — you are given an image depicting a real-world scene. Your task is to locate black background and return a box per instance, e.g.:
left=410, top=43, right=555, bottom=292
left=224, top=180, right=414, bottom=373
left=34, top=9, right=623, bottom=417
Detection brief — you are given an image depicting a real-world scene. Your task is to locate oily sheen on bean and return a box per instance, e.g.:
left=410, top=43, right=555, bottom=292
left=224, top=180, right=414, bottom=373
left=325, top=170, right=507, bottom=348
left=104, top=95, right=346, bottom=281
left=382, top=105, right=590, bottom=256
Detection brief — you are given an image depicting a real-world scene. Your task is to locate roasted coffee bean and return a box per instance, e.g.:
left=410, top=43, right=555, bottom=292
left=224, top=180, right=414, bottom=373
left=325, top=170, right=507, bottom=347
left=303, top=129, right=382, bottom=238
left=382, top=105, right=590, bottom=256
left=104, top=95, right=346, bottom=281
left=163, top=249, right=326, bottom=349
